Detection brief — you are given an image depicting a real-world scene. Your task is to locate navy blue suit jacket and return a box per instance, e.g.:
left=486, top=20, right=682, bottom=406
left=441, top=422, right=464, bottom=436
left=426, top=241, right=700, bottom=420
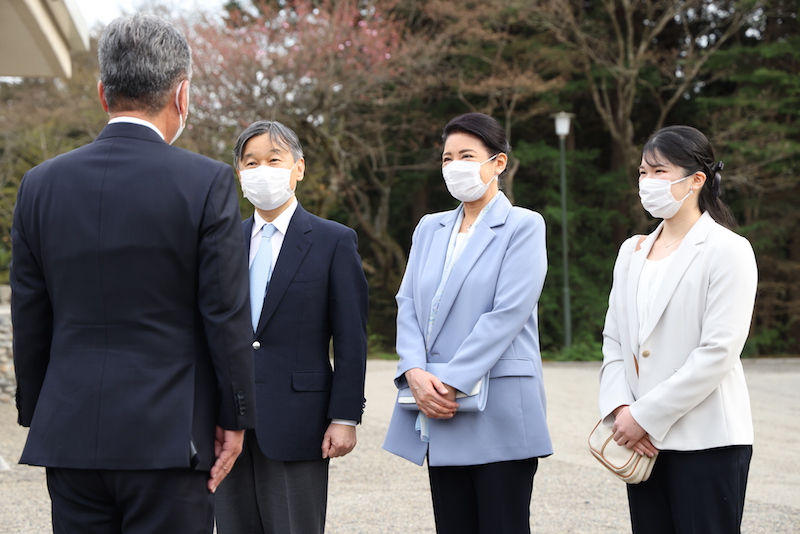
left=244, top=204, right=368, bottom=461
left=11, top=123, right=256, bottom=471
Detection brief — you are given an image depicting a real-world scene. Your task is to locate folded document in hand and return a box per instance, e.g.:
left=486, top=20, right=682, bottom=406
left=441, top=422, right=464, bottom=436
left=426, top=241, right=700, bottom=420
left=397, top=363, right=489, bottom=412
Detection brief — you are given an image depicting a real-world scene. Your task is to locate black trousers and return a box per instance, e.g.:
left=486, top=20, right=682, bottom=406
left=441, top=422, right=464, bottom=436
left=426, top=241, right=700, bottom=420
left=627, top=445, right=752, bottom=534
left=46, top=467, right=213, bottom=534
left=428, top=457, right=539, bottom=534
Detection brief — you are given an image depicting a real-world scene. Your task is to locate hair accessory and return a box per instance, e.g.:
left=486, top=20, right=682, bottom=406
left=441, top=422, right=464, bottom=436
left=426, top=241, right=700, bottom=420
left=711, top=161, right=724, bottom=198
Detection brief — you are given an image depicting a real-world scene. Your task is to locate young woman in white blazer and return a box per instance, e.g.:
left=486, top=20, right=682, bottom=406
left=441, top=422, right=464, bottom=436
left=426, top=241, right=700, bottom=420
left=599, top=125, right=758, bottom=533
left=383, top=113, right=552, bottom=534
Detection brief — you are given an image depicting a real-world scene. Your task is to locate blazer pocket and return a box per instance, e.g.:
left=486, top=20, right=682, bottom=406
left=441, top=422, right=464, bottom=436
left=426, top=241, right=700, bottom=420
left=292, top=271, right=325, bottom=283
left=292, top=371, right=333, bottom=392
left=489, top=359, right=535, bottom=378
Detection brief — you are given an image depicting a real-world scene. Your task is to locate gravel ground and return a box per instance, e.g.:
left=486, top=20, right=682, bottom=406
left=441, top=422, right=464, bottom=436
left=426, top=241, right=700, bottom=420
left=1, top=358, right=798, bottom=533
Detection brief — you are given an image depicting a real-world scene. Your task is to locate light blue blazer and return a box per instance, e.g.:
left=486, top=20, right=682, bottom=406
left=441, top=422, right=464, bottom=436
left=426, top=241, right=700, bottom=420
left=382, top=193, right=553, bottom=466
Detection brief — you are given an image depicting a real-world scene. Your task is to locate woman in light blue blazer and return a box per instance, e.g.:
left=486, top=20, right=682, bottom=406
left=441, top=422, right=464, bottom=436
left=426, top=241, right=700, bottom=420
left=600, top=126, right=757, bottom=533
left=383, top=113, right=552, bottom=534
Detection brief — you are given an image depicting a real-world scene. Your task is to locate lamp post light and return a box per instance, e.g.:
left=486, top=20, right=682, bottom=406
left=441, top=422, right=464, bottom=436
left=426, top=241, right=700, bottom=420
left=553, top=111, right=575, bottom=349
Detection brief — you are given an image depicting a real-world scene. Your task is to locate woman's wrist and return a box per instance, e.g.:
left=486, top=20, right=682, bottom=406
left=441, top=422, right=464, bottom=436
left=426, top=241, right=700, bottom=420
left=404, top=367, right=424, bottom=381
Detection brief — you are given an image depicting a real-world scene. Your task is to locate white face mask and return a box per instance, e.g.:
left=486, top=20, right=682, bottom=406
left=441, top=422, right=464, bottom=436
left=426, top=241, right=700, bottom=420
left=442, top=154, right=499, bottom=202
left=240, top=162, right=297, bottom=211
left=638, top=175, right=692, bottom=219
left=169, top=80, right=188, bottom=145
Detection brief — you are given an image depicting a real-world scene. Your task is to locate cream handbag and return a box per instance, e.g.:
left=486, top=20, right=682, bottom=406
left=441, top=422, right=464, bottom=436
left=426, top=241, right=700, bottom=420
left=588, top=420, right=656, bottom=484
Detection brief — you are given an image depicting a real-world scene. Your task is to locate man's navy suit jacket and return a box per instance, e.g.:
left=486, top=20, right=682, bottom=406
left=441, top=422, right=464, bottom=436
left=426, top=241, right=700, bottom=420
left=11, top=123, right=256, bottom=471
left=244, top=205, right=368, bottom=461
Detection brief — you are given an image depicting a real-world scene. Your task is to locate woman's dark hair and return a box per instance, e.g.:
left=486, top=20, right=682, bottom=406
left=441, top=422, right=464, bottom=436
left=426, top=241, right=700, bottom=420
left=642, top=125, right=737, bottom=230
left=442, top=113, right=512, bottom=178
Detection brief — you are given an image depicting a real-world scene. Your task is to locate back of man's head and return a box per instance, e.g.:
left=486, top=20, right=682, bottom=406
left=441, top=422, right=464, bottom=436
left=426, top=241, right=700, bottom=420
left=98, top=14, right=191, bottom=116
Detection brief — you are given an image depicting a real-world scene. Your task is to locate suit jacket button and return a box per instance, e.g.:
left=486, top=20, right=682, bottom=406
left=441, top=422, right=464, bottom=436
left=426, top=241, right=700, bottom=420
left=642, top=350, right=650, bottom=358
left=252, top=341, right=261, bottom=350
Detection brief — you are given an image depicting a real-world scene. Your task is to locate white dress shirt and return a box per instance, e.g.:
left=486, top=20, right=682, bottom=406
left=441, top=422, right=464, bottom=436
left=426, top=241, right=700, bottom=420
left=249, top=198, right=298, bottom=268
left=108, top=116, right=165, bottom=140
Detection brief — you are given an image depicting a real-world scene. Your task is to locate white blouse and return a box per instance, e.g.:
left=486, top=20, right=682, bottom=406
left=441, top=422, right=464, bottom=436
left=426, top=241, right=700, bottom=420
left=637, top=254, right=675, bottom=344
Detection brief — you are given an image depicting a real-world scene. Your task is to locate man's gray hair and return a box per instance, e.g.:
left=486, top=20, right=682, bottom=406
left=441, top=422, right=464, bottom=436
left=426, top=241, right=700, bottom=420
left=233, top=121, right=305, bottom=166
left=98, top=14, right=192, bottom=115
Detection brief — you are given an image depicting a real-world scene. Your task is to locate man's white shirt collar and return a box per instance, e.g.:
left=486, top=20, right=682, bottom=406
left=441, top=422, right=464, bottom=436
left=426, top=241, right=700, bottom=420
left=108, top=117, right=165, bottom=141
left=251, top=197, right=298, bottom=238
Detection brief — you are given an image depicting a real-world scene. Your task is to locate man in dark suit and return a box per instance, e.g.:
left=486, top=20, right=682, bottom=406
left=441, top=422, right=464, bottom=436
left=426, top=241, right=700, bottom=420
left=11, top=14, right=256, bottom=534
left=214, top=121, right=368, bottom=534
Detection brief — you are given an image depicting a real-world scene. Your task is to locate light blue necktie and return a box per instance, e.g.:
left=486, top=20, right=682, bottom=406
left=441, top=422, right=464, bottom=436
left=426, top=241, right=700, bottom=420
left=249, top=223, right=277, bottom=330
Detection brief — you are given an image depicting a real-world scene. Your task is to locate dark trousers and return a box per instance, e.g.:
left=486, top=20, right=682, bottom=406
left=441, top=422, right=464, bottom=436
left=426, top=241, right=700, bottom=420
left=215, top=431, right=329, bottom=534
left=46, top=467, right=213, bottom=534
left=627, top=445, right=752, bottom=534
left=427, top=457, right=539, bottom=534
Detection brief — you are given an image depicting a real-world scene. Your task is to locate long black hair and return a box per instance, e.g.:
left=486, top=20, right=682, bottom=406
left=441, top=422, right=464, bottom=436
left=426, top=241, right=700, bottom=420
left=442, top=113, right=511, bottom=178
left=642, top=125, right=737, bottom=230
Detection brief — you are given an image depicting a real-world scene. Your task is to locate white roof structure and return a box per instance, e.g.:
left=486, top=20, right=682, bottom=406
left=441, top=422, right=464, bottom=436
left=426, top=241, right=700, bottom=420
left=0, top=0, right=90, bottom=78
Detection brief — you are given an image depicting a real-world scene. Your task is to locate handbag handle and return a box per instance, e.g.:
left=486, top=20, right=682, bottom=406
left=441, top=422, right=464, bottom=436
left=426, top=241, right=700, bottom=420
left=634, top=235, right=646, bottom=252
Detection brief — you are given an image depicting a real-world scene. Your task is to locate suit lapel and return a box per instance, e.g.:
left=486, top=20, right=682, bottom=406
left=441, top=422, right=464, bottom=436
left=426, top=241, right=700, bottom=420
left=418, top=210, right=458, bottom=324
left=255, top=206, right=312, bottom=334
left=638, top=213, right=713, bottom=343
left=626, top=227, right=659, bottom=354
left=242, top=217, right=254, bottom=255
left=426, top=196, right=509, bottom=347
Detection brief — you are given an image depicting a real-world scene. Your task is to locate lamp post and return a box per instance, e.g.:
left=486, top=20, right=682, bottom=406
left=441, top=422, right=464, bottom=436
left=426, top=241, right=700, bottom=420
left=553, top=111, right=574, bottom=349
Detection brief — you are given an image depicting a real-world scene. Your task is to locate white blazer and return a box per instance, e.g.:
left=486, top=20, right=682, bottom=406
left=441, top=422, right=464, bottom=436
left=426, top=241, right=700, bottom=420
left=599, top=212, right=758, bottom=451
left=383, top=193, right=553, bottom=466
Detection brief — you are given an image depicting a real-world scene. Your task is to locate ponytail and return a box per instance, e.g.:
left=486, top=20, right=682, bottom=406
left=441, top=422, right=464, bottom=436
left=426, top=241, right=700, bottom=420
left=698, top=160, right=738, bottom=231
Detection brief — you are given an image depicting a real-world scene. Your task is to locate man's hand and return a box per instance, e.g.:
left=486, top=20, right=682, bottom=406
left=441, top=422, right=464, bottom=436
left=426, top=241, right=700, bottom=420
left=321, top=423, right=357, bottom=459
left=405, top=368, right=459, bottom=420
left=612, top=406, right=658, bottom=457
left=208, top=426, right=245, bottom=493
